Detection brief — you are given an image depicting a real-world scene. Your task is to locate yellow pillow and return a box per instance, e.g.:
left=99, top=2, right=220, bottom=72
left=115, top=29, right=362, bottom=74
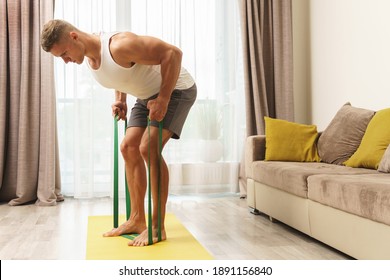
left=264, top=117, right=320, bottom=162
left=344, top=108, right=390, bottom=169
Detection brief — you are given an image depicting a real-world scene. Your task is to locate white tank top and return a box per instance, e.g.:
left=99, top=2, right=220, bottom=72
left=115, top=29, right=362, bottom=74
left=88, top=32, right=195, bottom=99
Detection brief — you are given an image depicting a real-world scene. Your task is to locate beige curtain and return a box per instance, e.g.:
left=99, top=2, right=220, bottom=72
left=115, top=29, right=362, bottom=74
left=238, top=0, right=294, bottom=196
left=0, top=0, right=62, bottom=206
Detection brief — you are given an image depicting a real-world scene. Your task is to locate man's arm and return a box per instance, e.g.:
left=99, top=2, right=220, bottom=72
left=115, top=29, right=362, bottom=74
left=109, top=32, right=183, bottom=121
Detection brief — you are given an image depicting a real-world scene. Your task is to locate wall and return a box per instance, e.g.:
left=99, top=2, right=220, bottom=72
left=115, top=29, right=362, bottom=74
left=293, top=0, right=390, bottom=130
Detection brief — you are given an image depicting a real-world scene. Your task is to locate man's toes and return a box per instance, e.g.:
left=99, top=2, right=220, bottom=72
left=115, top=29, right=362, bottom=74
left=103, top=228, right=120, bottom=237
left=103, top=229, right=114, bottom=237
left=128, top=237, right=146, bottom=247
left=128, top=241, right=140, bottom=246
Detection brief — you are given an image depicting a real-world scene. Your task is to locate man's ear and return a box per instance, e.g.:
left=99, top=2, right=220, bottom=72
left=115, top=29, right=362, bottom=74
left=69, top=31, right=78, bottom=41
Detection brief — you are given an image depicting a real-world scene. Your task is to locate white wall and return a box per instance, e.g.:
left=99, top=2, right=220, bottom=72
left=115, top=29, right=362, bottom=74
left=293, top=0, right=390, bottom=130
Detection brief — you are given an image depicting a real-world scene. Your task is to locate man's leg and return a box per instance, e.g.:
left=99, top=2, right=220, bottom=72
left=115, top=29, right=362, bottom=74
left=128, top=126, right=173, bottom=246
left=103, top=126, right=147, bottom=237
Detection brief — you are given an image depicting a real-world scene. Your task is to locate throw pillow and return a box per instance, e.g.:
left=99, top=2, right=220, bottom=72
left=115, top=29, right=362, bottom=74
left=264, top=117, right=320, bottom=162
left=378, top=145, right=390, bottom=173
left=317, top=102, right=375, bottom=165
left=344, top=108, right=390, bottom=169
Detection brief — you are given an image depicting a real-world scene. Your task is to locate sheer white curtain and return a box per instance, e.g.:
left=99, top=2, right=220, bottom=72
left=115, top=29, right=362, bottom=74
left=54, top=0, right=245, bottom=197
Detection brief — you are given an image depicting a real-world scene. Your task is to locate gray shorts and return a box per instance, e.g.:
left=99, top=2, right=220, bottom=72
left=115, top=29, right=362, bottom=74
left=128, top=83, right=197, bottom=139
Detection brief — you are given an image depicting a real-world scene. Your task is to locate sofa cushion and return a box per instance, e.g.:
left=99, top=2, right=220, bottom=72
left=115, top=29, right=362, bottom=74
left=252, top=161, right=377, bottom=198
left=264, top=117, right=320, bottom=162
left=378, top=145, right=390, bottom=173
left=345, top=108, right=390, bottom=169
left=308, top=173, right=390, bottom=226
left=317, top=103, right=375, bottom=165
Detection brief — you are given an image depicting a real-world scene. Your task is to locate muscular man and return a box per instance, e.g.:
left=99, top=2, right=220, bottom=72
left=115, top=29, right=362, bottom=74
left=41, top=19, right=196, bottom=246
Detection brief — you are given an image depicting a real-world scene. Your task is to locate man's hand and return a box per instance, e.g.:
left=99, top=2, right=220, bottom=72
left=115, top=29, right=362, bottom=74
left=147, top=97, right=168, bottom=122
left=111, top=101, right=128, bottom=120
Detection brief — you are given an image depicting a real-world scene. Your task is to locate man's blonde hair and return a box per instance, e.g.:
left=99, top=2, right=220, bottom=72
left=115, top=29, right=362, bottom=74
left=41, top=19, right=77, bottom=52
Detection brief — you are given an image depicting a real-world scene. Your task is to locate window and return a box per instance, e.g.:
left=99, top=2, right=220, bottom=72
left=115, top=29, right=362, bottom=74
left=54, top=0, right=245, bottom=197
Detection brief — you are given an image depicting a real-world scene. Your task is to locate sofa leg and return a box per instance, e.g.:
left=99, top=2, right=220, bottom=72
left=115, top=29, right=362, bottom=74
left=250, top=208, right=261, bottom=215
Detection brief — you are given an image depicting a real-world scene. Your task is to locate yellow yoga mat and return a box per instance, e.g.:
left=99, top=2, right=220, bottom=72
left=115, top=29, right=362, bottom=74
left=86, top=214, right=214, bottom=260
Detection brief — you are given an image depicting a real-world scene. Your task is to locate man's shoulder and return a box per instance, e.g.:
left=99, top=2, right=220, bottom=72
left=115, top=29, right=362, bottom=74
left=111, top=32, right=137, bottom=42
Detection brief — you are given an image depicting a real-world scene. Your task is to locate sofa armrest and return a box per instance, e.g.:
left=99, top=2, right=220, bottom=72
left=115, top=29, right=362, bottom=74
left=245, top=135, right=266, bottom=179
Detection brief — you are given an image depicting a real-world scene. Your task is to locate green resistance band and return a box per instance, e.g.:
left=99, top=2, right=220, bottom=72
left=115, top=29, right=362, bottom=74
left=113, top=115, right=119, bottom=228
left=113, top=116, right=130, bottom=229
left=113, top=115, right=163, bottom=244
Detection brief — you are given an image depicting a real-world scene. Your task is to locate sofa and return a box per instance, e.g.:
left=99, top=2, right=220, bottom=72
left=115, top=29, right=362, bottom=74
left=245, top=103, right=390, bottom=259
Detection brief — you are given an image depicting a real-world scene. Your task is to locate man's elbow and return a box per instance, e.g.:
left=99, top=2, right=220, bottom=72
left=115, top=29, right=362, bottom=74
left=171, top=47, right=182, bottom=64
left=161, top=47, right=182, bottom=67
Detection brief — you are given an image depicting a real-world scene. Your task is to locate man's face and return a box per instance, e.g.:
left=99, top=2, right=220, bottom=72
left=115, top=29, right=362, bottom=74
left=50, top=32, right=84, bottom=64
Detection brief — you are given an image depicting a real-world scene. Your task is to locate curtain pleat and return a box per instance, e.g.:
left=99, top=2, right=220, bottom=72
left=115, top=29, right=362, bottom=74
left=272, top=0, right=294, bottom=121
left=238, top=0, right=294, bottom=196
left=0, top=0, right=9, bottom=191
left=0, top=0, right=62, bottom=206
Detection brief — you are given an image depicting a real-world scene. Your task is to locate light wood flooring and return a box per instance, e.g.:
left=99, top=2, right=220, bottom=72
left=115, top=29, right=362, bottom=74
left=0, top=193, right=351, bottom=260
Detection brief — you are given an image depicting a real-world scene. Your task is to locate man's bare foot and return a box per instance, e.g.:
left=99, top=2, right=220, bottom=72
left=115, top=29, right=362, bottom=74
left=128, top=227, right=166, bottom=246
left=103, top=220, right=146, bottom=237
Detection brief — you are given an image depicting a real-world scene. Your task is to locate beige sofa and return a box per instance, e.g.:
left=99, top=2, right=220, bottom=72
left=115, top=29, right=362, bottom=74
left=245, top=104, right=390, bottom=260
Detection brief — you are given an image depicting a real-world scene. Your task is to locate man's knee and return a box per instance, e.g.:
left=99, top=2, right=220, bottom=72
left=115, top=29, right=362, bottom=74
left=140, top=139, right=160, bottom=161
left=139, top=140, right=149, bottom=161
left=120, top=139, right=140, bottom=159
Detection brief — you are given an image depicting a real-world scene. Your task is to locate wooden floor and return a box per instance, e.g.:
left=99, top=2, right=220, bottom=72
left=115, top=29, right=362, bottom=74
left=0, top=193, right=351, bottom=260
